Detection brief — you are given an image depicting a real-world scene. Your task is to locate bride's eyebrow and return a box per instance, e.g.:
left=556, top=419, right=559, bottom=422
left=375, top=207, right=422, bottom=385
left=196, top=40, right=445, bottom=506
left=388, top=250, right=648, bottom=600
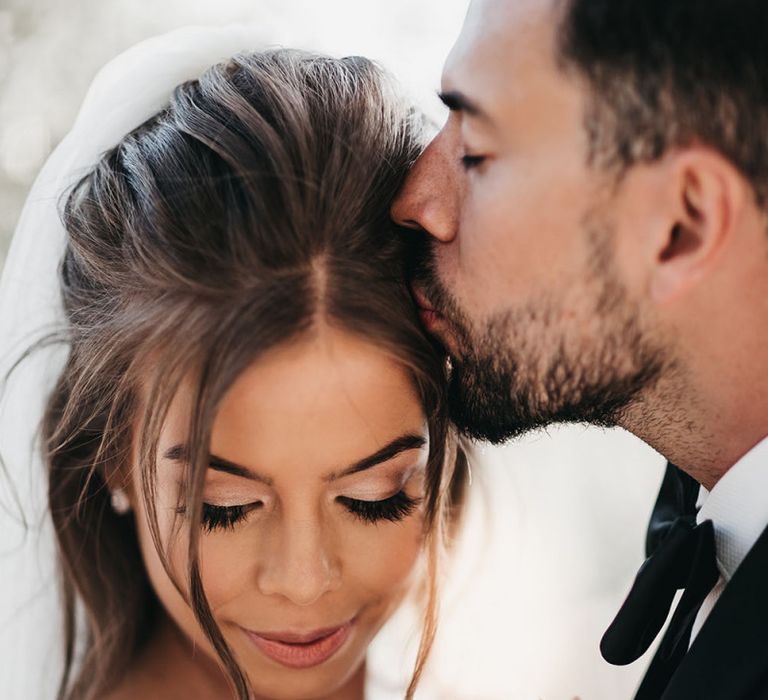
left=162, top=444, right=273, bottom=485
left=162, top=433, right=426, bottom=484
left=324, top=433, right=427, bottom=482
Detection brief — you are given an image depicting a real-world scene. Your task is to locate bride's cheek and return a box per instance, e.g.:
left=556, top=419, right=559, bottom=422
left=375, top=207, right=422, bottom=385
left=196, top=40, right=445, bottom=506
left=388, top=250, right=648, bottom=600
left=196, top=536, right=257, bottom=608
left=352, top=517, right=426, bottom=597
left=130, top=507, right=212, bottom=641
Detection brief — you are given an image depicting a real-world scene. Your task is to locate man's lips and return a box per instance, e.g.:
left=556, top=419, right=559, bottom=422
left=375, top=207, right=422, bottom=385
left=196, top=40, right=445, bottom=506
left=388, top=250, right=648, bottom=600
left=412, top=288, right=443, bottom=331
left=411, top=287, right=436, bottom=312
left=411, top=285, right=462, bottom=355
left=242, top=620, right=354, bottom=669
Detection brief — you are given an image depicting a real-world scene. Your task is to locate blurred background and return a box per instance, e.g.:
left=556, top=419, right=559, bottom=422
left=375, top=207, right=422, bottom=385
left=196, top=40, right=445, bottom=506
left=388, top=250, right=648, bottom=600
left=0, top=0, right=466, bottom=269
left=0, top=1, right=666, bottom=698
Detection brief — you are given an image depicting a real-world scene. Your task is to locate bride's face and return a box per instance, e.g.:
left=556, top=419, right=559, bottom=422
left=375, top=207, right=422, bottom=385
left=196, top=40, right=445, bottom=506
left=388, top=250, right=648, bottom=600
left=132, top=326, right=430, bottom=698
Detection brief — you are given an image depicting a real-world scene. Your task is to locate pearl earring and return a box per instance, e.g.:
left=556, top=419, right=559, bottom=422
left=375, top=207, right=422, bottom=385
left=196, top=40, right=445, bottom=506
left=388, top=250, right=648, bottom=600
left=110, top=488, right=131, bottom=515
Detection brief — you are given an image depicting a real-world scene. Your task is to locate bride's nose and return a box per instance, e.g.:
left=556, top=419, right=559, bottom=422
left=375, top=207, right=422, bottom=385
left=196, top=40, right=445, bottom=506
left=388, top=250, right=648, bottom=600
left=256, top=515, right=342, bottom=606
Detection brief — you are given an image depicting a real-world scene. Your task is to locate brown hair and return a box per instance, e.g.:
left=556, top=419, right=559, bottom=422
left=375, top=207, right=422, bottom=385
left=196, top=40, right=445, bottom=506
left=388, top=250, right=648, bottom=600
left=42, top=49, right=465, bottom=700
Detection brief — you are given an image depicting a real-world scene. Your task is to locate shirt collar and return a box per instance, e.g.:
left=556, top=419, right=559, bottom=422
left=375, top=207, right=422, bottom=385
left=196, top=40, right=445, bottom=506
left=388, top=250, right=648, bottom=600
left=696, top=435, right=768, bottom=582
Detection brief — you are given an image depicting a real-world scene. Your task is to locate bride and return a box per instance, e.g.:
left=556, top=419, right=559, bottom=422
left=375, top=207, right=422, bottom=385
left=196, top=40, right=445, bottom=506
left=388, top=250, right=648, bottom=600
left=0, top=28, right=468, bottom=700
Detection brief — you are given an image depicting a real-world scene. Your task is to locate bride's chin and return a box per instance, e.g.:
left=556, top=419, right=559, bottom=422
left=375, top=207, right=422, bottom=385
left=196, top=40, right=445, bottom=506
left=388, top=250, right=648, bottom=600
left=238, top=653, right=368, bottom=700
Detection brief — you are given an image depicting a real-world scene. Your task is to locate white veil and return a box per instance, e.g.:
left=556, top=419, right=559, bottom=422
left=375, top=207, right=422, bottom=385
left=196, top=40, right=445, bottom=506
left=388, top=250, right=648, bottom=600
left=0, top=26, right=266, bottom=700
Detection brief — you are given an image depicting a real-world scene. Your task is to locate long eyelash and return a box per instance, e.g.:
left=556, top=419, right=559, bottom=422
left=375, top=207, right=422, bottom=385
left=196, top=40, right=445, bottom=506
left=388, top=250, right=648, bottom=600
left=337, top=491, right=421, bottom=524
left=461, top=154, right=484, bottom=170
left=201, top=504, right=246, bottom=532
left=191, top=503, right=261, bottom=532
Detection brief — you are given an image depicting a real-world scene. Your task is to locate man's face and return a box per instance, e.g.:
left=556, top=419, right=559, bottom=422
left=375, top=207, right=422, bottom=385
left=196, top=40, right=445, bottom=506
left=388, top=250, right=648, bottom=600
left=392, top=0, right=666, bottom=442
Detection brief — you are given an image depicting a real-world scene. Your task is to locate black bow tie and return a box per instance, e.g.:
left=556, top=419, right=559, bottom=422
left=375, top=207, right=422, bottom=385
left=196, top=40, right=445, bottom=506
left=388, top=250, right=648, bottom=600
left=601, top=463, right=720, bottom=686
left=646, top=461, right=702, bottom=557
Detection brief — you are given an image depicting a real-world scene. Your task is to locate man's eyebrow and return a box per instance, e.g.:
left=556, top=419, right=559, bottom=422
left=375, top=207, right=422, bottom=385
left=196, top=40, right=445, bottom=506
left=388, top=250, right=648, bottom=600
left=438, top=90, right=488, bottom=120
left=162, top=444, right=274, bottom=485
left=325, top=433, right=428, bottom=481
left=162, top=432, right=427, bottom=485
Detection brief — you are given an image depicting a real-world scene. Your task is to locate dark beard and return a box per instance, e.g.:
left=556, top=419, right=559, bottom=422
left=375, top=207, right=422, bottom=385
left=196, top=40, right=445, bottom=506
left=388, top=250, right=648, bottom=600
left=406, top=231, right=667, bottom=444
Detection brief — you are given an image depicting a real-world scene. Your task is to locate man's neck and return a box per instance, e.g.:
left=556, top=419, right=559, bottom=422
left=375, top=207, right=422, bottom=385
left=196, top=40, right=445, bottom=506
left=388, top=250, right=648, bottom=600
left=619, top=368, right=768, bottom=491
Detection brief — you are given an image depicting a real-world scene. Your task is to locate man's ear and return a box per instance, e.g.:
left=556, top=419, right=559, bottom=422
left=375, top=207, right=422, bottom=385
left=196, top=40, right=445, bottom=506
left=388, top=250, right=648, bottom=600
left=649, top=148, right=746, bottom=303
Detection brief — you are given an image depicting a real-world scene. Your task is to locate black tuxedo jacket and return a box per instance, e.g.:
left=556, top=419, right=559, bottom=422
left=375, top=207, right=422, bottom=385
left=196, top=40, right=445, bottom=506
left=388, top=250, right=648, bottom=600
left=636, top=520, right=768, bottom=699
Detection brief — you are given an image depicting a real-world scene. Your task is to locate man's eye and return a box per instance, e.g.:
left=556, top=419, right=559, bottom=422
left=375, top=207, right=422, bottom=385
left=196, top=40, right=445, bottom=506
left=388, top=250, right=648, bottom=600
left=336, top=491, right=422, bottom=524
left=461, top=154, right=485, bottom=170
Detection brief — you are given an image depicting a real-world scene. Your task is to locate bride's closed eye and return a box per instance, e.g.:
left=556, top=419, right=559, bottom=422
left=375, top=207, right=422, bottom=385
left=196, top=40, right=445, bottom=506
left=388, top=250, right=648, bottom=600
left=174, top=501, right=263, bottom=532
left=337, top=491, right=422, bottom=524
left=196, top=491, right=422, bottom=532
left=201, top=502, right=263, bottom=532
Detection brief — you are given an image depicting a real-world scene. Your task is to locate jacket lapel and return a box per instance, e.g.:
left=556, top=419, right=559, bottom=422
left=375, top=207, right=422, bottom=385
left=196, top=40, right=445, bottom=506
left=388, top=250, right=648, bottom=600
left=646, top=522, right=768, bottom=699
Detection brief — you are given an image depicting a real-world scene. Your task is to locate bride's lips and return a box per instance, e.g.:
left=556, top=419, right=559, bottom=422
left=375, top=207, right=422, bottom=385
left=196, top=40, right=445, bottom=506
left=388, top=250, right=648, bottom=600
left=242, top=620, right=354, bottom=669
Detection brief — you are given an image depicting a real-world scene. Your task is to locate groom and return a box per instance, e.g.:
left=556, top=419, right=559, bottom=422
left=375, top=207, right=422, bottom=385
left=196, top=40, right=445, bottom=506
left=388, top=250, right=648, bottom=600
left=392, top=0, right=768, bottom=698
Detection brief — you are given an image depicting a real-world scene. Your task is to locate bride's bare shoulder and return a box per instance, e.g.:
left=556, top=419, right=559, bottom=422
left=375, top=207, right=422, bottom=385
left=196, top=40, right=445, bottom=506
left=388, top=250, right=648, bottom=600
left=96, top=631, right=176, bottom=699
left=97, top=620, right=220, bottom=700
left=99, top=680, right=144, bottom=700
left=97, top=665, right=166, bottom=700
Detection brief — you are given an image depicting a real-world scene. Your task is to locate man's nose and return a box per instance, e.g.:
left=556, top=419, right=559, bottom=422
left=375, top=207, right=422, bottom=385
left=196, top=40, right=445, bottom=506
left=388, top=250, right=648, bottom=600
left=391, top=132, right=460, bottom=244
left=256, top=517, right=341, bottom=607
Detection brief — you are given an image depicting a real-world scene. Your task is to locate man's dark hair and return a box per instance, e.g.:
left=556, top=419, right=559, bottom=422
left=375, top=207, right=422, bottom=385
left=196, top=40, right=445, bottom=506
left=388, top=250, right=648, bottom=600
left=558, top=0, right=768, bottom=207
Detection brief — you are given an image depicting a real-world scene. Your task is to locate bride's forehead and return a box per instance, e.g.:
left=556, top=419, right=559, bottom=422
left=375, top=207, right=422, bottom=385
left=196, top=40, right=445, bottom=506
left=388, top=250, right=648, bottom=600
left=156, top=326, right=426, bottom=472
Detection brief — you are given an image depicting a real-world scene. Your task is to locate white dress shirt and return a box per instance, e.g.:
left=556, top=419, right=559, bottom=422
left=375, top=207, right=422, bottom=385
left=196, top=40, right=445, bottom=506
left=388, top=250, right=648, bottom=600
left=690, top=435, right=768, bottom=642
